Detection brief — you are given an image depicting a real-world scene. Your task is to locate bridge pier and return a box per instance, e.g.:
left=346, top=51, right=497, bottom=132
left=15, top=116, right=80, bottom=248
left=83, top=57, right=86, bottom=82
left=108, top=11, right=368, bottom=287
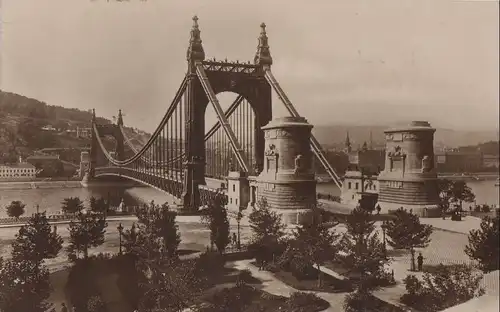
left=255, top=117, right=316, bottom=224
left=376, top=121, right=440, bottom=217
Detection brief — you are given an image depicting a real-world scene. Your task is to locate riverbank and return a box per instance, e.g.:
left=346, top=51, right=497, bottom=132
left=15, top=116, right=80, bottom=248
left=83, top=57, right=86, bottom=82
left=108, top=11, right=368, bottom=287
left=0, top=180, right=83, bottom=190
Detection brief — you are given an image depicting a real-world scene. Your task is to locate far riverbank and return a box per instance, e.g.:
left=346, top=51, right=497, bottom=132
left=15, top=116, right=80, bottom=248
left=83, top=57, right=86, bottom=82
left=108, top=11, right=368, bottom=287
left=0, top=180, right=83, bottom=190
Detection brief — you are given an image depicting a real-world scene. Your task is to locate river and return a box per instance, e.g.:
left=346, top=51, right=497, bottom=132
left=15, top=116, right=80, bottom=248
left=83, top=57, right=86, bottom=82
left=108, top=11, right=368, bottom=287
left=0, top=178, right=498, bottom=218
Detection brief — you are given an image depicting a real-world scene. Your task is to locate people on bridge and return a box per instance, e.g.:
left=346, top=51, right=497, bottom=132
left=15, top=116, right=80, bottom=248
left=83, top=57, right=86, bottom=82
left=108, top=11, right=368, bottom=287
left=60, top=303, right=68, bottom=312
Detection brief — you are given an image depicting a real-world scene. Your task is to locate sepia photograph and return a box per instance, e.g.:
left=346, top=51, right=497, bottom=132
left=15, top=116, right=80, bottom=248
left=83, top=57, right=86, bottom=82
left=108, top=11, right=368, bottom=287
left=0, top=1, right=498, bottom=311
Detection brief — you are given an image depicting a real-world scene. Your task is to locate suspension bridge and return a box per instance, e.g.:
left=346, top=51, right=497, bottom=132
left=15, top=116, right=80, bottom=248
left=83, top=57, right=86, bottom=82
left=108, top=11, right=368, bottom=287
left=84, top=16, right=343, bottom=213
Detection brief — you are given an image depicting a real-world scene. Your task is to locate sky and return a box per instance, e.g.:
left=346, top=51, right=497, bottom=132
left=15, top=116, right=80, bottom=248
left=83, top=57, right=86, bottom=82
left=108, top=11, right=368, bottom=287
left=1, top=0, right=498, bottom=133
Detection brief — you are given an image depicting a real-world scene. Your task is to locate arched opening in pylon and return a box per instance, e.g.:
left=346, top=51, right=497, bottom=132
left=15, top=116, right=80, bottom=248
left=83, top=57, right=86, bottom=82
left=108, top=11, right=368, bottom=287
left=204, top=91, right=256, bottom=179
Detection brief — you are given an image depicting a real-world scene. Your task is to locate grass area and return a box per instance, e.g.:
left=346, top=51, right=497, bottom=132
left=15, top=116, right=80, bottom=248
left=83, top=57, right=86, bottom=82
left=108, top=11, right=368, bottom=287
left=199, top=285, right=330, bottom=312
left=272, top=269, right=352, bottom=293
left=251, top=261, right=352, bottom=293
left=48, top=268, right=71, bottom=311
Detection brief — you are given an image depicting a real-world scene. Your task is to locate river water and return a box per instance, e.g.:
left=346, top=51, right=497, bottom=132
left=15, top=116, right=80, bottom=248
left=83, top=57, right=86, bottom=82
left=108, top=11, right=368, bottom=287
left=0, top=179, right=498, bottom=218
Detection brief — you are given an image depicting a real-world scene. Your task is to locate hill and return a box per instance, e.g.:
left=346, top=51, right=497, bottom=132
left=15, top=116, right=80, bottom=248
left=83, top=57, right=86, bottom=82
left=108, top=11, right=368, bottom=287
left=312, top=124, right=499, bottom=151
left=0, top=90, right=132, bottom=164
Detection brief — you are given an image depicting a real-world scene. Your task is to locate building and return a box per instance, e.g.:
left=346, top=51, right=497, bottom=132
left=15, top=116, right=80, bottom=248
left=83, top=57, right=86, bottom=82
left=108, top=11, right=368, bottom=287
left=435, top=151, right=483, bottom=173
left=482, top=154, right=499, bottom=169
left=0, top=157, right=37, bottom=180
left=76, top=127, right=92, bottom=139
left=344, top=132, right=385, bottom=174
left=341, top=170, right=379, bottom=208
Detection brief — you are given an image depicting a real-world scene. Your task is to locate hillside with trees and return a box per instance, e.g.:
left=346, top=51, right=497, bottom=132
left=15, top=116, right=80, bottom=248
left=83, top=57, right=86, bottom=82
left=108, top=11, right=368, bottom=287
left=0, top=90, right=136, bottom=164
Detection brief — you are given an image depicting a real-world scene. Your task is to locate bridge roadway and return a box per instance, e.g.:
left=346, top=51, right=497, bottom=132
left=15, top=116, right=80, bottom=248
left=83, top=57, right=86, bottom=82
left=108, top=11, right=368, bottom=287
left=95, top=166, right=226, bottom=192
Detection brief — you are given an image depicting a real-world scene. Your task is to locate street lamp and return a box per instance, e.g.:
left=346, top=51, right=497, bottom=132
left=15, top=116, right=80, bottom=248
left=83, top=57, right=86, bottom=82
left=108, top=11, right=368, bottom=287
left=381, top=220, right=388, bottom=258
left=117, top=223, right=124, bottom=255
left=236, top=211, right=243, bottom=250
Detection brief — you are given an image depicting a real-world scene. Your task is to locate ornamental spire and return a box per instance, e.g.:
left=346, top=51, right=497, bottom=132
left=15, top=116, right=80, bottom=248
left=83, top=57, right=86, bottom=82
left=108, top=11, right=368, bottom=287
left=117, top=109, right=123, bottom=126
left=254, top=23, right=273, bottom=67
left=91, top=108, right=96, bottom=124
left=187, top=15, right=205, bottom=62
left=345, top=131, right=352, bottom=153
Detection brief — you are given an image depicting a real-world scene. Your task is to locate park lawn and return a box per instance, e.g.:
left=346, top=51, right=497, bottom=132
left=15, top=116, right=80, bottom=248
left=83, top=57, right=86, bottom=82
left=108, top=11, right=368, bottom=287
left=250, top=261, right=352, bottom=293
left=199, top=284, right=330, bottom=312
left=48, top=268, right=72, bottom=310
left=271, top=267, right=352, bottom=293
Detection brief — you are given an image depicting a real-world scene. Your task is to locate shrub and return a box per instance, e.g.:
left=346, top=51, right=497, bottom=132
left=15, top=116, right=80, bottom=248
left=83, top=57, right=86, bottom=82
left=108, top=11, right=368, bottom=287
left=286, top=292, right=329, bottom=312
left=400, top=264, right=485, bottom=312
left=237, top=269, right=253, bottom=285
left=195, top=250, right=226, bottom=283
left=264, top=262, right=280, bottom=273
left=343, top=289, right=373, bottom=312
left=87, top=295, right=107, bottom=312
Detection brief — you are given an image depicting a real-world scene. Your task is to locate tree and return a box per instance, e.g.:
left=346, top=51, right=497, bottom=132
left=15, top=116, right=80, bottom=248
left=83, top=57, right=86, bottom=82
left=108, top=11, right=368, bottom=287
left=5, top=200, right=25, bottom=219
left=438, top=179, right=475, bottom=213
left=401, top=264, right=485, bottom=312
left=465, top=215, right=499, bottom=273
left=249, top=197, right=285, bottom=243
left=385, top=208, right=433, bottom=271
left=61, top=197, right=84, bottom=214
left=154, top=204, right=181, bottom=258
left=0, top=258, right=55, bottom=312
left=201, top=192, right=230, bottom=254
left=341, top=206, right=389, bottom=290
left=67, top=211, right=107, bottom=260
left=284, top=209, right=340, bottom=286
left=123, top=222, right=139, bottom=256
left=248, top=197, right=286, bottom=264
left=137, top=258, right=204, bottom=312
left=89, top=196, right=108, bottom=214
left=11, top=212, right=63, bottom=263
left=129, top=202, right=181, bottom=259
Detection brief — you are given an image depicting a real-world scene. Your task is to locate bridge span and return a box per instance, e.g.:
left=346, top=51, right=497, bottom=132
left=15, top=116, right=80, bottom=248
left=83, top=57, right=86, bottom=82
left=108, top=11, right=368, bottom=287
left=82, top=16, right=345, bottom=219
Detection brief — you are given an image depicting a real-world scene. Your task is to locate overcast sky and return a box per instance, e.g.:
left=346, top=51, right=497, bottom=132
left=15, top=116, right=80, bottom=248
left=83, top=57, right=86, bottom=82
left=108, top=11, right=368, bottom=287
left=1, top=0, right=498, bottom=133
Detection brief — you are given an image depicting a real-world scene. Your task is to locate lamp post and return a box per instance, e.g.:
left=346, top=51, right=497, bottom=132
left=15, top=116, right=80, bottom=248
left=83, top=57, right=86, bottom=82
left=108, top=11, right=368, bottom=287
left=117, top=223, right=124, bottom=255
left=236, top=211, right=243, bottom=250
left=381, top=220, right=388, bottom=258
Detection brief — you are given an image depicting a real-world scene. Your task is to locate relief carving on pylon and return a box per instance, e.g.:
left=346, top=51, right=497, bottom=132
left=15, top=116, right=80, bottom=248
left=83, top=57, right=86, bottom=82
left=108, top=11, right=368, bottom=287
left=385, top=133, right=394, bottom=141
left=276, top=129, right=292, bottom=138
left=421, top=155, right=432, bottom=173
left=264, top=144, right=277, bottom=156
left=403, top=133, right=419, bottom=141
left=388, top=145, right=406, bottom=172
left=294, top=154, right=304, bottom=174
left=265, top=144, right=278, bottom=173
left=388, top=145, right=406, bottom=159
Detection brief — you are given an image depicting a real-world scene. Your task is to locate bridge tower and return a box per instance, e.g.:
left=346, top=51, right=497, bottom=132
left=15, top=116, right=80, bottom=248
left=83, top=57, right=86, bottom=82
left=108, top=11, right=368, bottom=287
left=182, top=17, right=272, bottom=212
left=88, top=108, right=126, bottom=179
left=376, top=121, right=440, bottom=216
left=256, top=116, right=316, bottom=224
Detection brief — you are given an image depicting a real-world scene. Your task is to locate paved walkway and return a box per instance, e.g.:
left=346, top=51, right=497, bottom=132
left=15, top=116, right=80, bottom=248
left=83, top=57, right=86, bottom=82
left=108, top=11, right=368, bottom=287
left=370, top=222, right=499, bottom=310
left=420, top=216, right=482, bottom=235
left=233, top=259, right=347, bottom=312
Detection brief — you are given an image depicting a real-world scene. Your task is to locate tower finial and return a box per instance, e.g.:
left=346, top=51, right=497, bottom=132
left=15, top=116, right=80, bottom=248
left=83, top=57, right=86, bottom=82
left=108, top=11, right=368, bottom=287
left=117, top=109, right=123, bottom=126
left=92, top=108, right=96, bottom=123
left=345, top=131, right=352, bottom=153
left=254, top=22, right=272, bottom=67
left=187, top=15, right=205, bottom=62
